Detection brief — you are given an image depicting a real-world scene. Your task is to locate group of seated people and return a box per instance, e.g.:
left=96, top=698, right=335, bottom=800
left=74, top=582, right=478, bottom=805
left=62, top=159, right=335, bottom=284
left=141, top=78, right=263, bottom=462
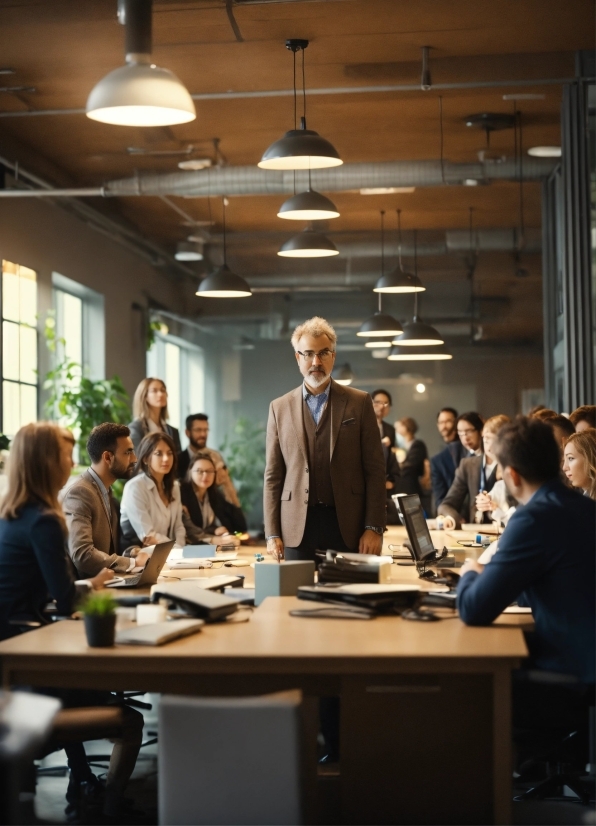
left=0, top=377, right=247, bottom=822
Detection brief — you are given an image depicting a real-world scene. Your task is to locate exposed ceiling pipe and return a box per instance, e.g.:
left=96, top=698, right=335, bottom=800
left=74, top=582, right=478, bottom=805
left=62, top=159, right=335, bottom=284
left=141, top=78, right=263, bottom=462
left=0, top=76, right=577, bottom=119
left=243, top=272, right=471, bottom=289
left=104, top=158, right=556, bottom=198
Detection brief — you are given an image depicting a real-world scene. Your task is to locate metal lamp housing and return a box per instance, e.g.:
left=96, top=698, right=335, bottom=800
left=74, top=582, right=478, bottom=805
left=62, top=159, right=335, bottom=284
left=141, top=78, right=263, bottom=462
left=277, top=189, right=340, bottom=221
left=392, top=318, right=443, bottom=346
left=278, top=227, right=338, bottom=258
left=259, top=128, right=343, bottom=170
left=388, top=344, right=452, bottom=361
left=86, top=57, right=196, bottom=127
left=373, top=267, right=426, bottom=294
left=196, top=265, right=252, bottom=298
left=357, top=312, right=403, bottom=338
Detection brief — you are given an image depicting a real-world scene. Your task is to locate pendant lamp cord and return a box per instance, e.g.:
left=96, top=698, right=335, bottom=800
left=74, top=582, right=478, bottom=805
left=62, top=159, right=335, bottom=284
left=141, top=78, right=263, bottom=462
left=439, top=96, right=446, bottom=185
left=397, top=209, right=404, bottom=272
left=413, top=229, right=418, bottom=319
left=378, top=210, right=385, bottom=313
left=293, top=49, right=297, bottom=130
left=222, top=196, right=227, bottom=266
left=302, top=46, right=306, bottom=125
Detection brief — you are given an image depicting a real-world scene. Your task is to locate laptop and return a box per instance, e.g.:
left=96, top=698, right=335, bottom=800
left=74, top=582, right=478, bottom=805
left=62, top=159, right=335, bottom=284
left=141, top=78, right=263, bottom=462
left=396, top=495, right=463, bottom=570
left=107, top=540, right=175, bottom=588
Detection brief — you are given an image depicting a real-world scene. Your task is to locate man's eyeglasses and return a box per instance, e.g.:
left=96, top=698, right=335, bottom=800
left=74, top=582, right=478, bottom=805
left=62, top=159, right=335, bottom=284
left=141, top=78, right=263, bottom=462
left=296, top=349, right=335, bottom=362
left=373, top=401, right=390, bottom=408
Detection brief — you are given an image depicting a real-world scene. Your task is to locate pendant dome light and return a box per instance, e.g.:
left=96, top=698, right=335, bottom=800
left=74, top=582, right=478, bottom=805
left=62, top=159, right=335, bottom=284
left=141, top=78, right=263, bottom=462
left=196, top=199, right=252, bottom=298
left=175, top=240, right=204, bottom=261
left=87, top=0, right=196, bottom=127
left=391, top=230, right=443, bottom=346
left=277, top=186, right=340, bottom=221
left=373, top=210, right=426, bottom=294
left=357, top=211, right=403, bottom=339
left=332, top=363, right=354, bottom=386
left=259, top=40, right=342, bottom=170
left=277, top=224, right=338, bottom=258
left=388, top=344, right=452, bottom=361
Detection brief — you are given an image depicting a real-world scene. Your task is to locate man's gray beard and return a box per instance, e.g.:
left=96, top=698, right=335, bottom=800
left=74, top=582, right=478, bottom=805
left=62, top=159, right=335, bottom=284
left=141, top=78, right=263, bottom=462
left=306, top=370, right=329, bottom=388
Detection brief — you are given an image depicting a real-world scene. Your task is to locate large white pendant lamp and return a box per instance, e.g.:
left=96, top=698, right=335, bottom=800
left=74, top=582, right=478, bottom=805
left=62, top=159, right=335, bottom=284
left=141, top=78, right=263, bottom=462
left=358, top=211, right=403, bottom=339
left=259, top=40, right=342, bottom=170
left=87, top=0, right=196, bottom=127
left=196, top=199, right=252, bottom=298
left=277, top=224, right=338, bottom=258
left=374, top=211, right=426, bottom=294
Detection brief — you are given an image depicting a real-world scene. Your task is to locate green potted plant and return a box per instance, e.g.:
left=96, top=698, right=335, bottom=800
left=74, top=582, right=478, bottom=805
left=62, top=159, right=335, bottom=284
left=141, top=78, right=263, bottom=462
left=219, top=417, right=266, bottom=517
left=81, top=591, right=117, bottom=647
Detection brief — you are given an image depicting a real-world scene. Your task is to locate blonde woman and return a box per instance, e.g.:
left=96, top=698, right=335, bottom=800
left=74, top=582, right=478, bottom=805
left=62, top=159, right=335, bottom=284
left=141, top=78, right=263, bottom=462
left=128, top=377, right=182, bottom=455
left=563, top=429, right=596, bottom=499
left=0, top=423, right=143, bottom=821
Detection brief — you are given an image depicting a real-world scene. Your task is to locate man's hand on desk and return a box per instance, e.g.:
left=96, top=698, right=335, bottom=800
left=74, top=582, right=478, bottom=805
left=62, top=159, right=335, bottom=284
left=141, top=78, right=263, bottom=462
left=132, top=551, right=150, bottom=569
left=267, top=537, right=284, bottom=561
left=460, top=559, right=485, bottom=577
left=358, top=529, right=382, bottom=555
left=440, top=515, right=457, bottom=530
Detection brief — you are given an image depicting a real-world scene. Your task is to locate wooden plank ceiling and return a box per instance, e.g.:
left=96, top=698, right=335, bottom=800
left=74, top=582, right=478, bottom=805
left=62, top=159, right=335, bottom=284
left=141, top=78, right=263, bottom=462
left=0, top=0, right=593, bottom=345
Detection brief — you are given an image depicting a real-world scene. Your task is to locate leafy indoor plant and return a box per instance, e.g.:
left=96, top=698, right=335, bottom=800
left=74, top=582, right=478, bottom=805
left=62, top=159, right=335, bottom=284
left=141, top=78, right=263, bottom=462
left=219, top=417, right=267, bottom=516
left=43, top=312, right=131, bottom=468
left=81, top=591, right=117, bottom=647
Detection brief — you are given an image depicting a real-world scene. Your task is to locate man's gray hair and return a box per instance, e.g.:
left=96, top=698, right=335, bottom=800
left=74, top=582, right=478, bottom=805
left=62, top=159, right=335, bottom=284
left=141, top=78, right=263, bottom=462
left=291, top=316, right=337, bottom=350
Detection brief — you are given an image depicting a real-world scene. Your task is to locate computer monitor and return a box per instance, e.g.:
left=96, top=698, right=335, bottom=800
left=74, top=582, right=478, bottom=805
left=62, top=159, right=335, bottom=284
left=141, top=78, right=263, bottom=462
left=397, top=495, right=436, bottom=562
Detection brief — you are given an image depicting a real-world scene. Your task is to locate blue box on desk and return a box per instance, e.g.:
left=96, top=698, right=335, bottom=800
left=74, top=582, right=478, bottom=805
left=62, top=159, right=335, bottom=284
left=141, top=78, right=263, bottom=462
left=254, top=561, right=315, bottom=606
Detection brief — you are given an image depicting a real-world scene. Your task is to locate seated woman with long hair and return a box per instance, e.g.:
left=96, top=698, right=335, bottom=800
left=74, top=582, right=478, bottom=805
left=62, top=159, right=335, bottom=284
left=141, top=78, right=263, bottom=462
left=180, top=453, right=246, bottom=546
left=563, top=429, right=596, bottom=499
left=0, top=422, right=143, bottom=821
left=120, top=431, right=186, bottom=547
left=128, top=377, right=181, bottom=455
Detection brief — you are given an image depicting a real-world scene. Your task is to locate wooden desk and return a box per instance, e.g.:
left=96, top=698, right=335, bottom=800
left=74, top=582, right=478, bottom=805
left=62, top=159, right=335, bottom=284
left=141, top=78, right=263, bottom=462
left=0, top=590, right=526, bottom=825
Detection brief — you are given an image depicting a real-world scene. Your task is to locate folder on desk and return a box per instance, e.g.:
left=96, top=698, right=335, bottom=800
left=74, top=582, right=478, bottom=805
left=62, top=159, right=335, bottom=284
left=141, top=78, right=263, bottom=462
left=298, top=583, right=420, bottom=614
left=116, top=618, right=204, bottom=646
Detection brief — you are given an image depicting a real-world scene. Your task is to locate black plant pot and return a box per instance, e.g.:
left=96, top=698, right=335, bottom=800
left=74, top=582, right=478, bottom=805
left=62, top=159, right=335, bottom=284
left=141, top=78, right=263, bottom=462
left=84, top=613, right=116, bottom=647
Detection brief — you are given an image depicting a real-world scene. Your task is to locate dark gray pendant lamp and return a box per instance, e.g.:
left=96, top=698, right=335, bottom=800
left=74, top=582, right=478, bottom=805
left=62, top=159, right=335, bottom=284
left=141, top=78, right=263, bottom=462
left=358, top=211, right=403, bottom=339
left=374, top=210, right=426, bottom=294
left=332, top=363, right=354, bottom=385
left=388, top=344, right=452, bottom=361
left=259, top=40, right=342, bottom=171
left=277, top=180, right=340, bottom=221
left=391, top=230, right=443, bottom=346
left=277, top=224, right=338, bottom=258
left=196, top=199, right=252, bottom=298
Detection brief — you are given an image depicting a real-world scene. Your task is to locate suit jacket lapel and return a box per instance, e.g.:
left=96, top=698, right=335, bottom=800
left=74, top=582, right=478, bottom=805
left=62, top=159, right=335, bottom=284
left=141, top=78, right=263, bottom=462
left=288, top=386, right=308, bottom=464
left=85, top=469, right=116, bottom=552
left=330, top=379, right=348, bottom=459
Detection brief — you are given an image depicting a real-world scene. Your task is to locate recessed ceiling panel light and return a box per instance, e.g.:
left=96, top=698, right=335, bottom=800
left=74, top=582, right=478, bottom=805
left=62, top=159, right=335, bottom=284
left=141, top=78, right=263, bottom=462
left=527, top=146, right=561, bottom=157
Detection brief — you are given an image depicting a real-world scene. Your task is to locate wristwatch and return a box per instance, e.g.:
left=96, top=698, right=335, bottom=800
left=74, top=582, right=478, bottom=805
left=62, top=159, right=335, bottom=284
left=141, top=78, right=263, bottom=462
left=364, top=526, right=384, bottom=535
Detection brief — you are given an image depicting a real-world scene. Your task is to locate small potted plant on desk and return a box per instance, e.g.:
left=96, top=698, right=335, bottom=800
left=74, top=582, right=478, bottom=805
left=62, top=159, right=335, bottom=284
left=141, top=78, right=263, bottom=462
left=82, top=591, right=117, bottom=647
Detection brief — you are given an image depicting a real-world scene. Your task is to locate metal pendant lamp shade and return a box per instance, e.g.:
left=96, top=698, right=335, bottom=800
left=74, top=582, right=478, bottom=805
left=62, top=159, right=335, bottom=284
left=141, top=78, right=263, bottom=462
left=277, top=189, right=340, bottom=221
left=388, top=344, right=452, bottom=361
left=278, top=225, right=338, bottom=258
left=373, top=267, right=425, bottom=294
left=332, top=363, right=354, bottom=385
left=86, top=59, right=196, bottom=126
left=86, top=1, right=195, bottom=127
left=392, top=317, right=443, bottom=346
left=259, top=125, right=342, bottom=171
left=175, top=240, right=203, bottom=261
left=196, top=265, right=252, bottom=298
left=357, top=312, right=403, bottom=338
left=364, top=339, right=393, bottom=348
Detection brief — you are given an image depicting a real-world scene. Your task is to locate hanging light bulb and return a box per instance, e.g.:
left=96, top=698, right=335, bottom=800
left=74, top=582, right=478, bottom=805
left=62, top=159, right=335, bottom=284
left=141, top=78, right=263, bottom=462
left=86, top=0, right=196, bottom=127
left=358, top=211, right=403, bottom=338
left=259, top=41, right=342, bottom=170
left=196, top=198, right=252, bottom=298
left=277, top=224, right=338, bottom=258
left=391, top=231, right=443, bottom=345
left=373, top=211, right=426, bottom=294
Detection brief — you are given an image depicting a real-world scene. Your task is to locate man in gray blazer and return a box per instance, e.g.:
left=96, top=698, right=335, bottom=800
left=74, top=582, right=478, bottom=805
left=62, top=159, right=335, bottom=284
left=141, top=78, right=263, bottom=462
left=63, top=423, right=149, bottom=577
left=264, top=316, right=386, bottom=561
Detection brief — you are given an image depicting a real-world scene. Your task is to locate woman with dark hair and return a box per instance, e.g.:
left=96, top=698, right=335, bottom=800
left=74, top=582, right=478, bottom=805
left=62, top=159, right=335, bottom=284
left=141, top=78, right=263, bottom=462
left=120, top=431, right=186, bottom=547
left=394, top=417, right=428, bottom=497
left=180, top=453, right=246, bottom=546
left=128, top=377, right=182, bottom=454
left=0, top=422, right=143, bottom=821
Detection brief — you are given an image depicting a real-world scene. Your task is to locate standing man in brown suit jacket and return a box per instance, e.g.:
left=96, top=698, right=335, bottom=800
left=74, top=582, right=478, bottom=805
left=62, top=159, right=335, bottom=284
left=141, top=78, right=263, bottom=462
left=63, top=423, right=149, bottom=577
left=264, top=316, right=386, bottom=561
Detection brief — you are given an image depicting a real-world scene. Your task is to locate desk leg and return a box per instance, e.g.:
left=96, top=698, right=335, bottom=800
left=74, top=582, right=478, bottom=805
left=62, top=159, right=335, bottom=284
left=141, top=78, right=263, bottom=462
left=493, top=667, right=512, bottom=825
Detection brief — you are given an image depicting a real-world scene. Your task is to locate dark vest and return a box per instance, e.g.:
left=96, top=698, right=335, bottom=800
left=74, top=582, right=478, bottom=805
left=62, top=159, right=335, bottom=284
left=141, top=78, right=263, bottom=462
left=302, top=396, right=335, bottom=507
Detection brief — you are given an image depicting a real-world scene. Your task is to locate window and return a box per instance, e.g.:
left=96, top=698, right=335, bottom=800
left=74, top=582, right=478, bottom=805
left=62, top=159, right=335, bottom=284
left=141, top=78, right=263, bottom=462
left=52, top=273, right=105, bottom=381
left=1, top=260, right=38, bottom=437
left=147, top=335, right=204, bottom=441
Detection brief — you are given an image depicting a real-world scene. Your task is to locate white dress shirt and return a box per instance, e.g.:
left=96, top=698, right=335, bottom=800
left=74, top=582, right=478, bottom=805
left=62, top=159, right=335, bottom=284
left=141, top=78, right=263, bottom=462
left=121, top=473, right=186, bottom=547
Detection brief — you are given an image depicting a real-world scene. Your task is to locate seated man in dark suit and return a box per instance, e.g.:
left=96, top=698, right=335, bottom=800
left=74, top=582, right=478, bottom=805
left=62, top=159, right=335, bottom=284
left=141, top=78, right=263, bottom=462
left=457, top=417, right=595, bottom=749
left=63, top=424, right=149, bottom=577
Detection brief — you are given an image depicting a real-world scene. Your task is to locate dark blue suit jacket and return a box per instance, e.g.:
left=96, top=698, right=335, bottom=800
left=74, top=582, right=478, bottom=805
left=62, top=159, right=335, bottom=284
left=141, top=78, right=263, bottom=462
left=457, top=480, right=596, bottom=683
left=430, top=440, right=467, bottom=507
left=0, top=502, right=76, bottom=641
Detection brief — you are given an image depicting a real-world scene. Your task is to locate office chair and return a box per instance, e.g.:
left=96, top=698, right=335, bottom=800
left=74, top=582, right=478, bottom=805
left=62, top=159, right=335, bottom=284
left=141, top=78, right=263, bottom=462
left=159, top=690, right=305, bottom=825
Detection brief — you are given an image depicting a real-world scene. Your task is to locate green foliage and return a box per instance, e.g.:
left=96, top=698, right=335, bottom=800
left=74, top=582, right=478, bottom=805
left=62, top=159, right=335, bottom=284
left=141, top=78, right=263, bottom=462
left=146, top=319, right=169, bottom=352
left=0, top=434, right=10, bottom=451
left=220, top=417, right=266, bottom=514
left=43, top=311, right=131, bottom=465
left=80, top=590, right=116, bottom=616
